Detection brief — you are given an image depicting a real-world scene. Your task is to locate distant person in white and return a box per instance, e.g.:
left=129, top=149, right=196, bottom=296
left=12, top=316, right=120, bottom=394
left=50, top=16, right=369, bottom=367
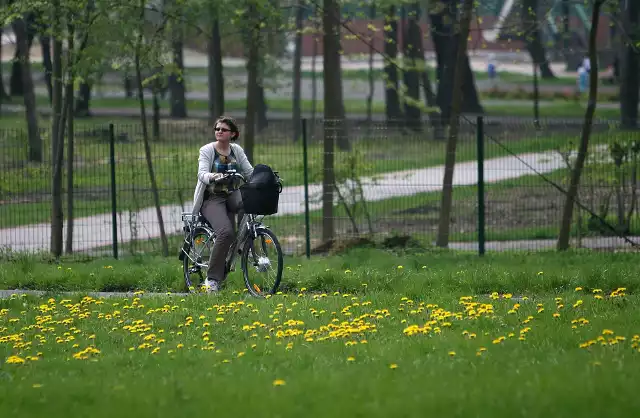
left=582, top=56, right=591, bottom=73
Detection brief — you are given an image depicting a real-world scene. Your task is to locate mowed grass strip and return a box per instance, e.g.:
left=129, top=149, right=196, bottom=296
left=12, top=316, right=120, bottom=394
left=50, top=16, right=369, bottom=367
left=0, top=249, right=639, bottom=417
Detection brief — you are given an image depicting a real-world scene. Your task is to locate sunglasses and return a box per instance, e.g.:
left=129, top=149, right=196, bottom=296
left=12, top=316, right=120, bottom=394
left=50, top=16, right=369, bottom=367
left=215, top=127, right=231, bottom=133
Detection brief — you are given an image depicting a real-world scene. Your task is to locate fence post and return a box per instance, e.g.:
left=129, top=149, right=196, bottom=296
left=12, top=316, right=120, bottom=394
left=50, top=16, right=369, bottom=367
left=302, top=118, right=311, bottom=259
left=109, top=123, right=118, bottom=260
left=476, top=116, right=485, bottom=256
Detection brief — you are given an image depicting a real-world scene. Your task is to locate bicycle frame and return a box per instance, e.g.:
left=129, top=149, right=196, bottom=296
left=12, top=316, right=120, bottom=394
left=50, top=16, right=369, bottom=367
left=224, top=213, right=268, bottom=273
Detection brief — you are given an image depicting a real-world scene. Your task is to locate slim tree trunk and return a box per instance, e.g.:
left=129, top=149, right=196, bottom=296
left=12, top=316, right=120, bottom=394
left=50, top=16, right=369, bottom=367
left=207, top=17, right=224, bottom=124
left=384, top=6, right=402, bottom=125
left=135, top=2, right=169, bottom=257
left=50, top=2, right=65, bottom=257
left=65, top=23, right=75, bottom=254
left=435, top=0, right=474, bottom=248
left=0, top=27, right=7, bottom=101
left=366, top=3, right=376, bottom=125
left=244, top=3, right=260, bottom=164
left=310, top=5, right=320, bottom=133
left=522, top=0, right=556, bottom=79
left=321, top=0, right=344, bottom=243
left=13, top=18, right=42, bottom=163
left=292, top=0, right=304, bottom=142
left=41, top=35, right=54, bottom=103
left=403, top=4, right=423, bottom=131
left=620, top=0, right=639, bottom=129
left=169, top=24, right=187, bottom=118
left=557, top=0, right=604, bottom=250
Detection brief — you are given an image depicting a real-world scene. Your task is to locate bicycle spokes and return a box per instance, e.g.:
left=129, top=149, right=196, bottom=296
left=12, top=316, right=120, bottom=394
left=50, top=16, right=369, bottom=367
left=242, top=229, right=283, bottom=297
left=184, top=230, right=214, bottom=292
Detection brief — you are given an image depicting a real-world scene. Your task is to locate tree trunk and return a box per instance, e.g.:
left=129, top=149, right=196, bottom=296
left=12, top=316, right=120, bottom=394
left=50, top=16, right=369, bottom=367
left=292, top=0, right=304, bottom=142
left=65, top=23, right=75, bottom=254
left=135, top=2, right=169, bottom=257
left=74, top=82, right=91, bottom=117
left=384, top=6, right=402, bottom=125
left=256, top=84, right=268, bottom=132
left=9, top=13, right=36, bottom=97
left=430, top=1, right=482, bottom=122
left=521, top=0, right=556, bottom=79
left=322, top=0, right=347, bottom=243
left=435, top=0, right=474, bottom=248
left=50, top=5, right=65, bottom=258
left=403, top=4, right=422, bottom=131
left=41, top=35, right=54, bottom=103
left=310, top=4, right=320, bottom=134
left=365, top=4, right=376, bottom=125
left=244, top=3, right=260, bottom=164
left=557, top=0, right=604, bottom=251
left=169, top=27, right=187, bottom=118
left=0, top=27, right=7, bottom=101
left=620, top=0, right=639, bottom=129
left=12, top=18, right=42, bottom=163
left=207, top=17, right=224, bottom=124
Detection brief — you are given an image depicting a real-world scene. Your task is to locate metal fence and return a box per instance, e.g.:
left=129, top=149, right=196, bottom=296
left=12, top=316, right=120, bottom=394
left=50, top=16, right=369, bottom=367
left=1, top=116, right=638, bottom=258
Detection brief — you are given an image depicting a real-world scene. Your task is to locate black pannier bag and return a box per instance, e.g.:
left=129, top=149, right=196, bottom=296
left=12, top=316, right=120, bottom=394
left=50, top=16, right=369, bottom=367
left=240, top=164, right=282, bottom=215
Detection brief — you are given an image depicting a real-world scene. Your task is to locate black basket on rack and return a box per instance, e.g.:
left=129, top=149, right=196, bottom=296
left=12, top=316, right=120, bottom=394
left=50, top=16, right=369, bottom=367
left=240, top=164, right=282, bottom=215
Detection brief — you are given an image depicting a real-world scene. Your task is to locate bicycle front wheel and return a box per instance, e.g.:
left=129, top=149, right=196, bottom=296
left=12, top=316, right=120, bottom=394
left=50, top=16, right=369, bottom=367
left=241, top=228, right=283, bottom=297
left=183, top=227, right=214, bottom=292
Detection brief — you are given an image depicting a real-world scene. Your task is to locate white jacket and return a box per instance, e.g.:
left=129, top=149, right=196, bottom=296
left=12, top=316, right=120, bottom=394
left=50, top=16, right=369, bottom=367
left=191, top=142, right=254, bottom=215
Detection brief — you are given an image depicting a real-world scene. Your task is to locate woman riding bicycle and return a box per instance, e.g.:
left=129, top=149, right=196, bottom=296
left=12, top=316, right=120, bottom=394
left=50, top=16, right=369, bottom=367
left=191, top=116, right=253, bottom=292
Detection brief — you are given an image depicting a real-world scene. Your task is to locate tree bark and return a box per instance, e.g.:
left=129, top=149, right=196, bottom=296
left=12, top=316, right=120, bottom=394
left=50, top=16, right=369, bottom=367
left=50, top=2, right=65, bottom=257
left=12, top=17, right=42, bottom=163
left=384, top=6, right=402, bottom=125
left=244, top=2, right=260, bottom=164
left=430, top=0, right=483, bottom=123
left=521, top=0, right=556, bottom=79
left=65, top=22, right=75, bottom=254
left=41, top=34, right=54, bottom=103
left=292, top=0, right=304, bottom=141
left=9, top=13, right=36, bottom=97
left=403, top=4, right=422, bottom=131
left=435, top=0, right=474, bottom=248
left=0, top=27, right=7, bottom=100
left=620, top=0, right=639, bottom=129
left=557, top=0, right=604, bottom=251
left=134, top=1, right=169, bottom=257
left=169, top=23, right=187, bottom=118
left=321, top=0, right=347, bottom=243
left=207, top=17, right=224, bottom=124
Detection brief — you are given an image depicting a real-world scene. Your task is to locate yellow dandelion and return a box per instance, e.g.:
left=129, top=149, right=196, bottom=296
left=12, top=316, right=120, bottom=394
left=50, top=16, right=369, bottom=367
left=5, top=355, right=25, bottom=364
left=389, top=363, right=398, bottom=369
left=273, top=379, right=286, bottom=386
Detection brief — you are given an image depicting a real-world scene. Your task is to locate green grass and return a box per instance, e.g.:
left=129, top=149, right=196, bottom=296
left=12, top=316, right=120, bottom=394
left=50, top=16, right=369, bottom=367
left=0, top=249, right=639, bottom=417
left=1, top=90, right=623, bottom=120
left=182, top=64, right=579, bottom=85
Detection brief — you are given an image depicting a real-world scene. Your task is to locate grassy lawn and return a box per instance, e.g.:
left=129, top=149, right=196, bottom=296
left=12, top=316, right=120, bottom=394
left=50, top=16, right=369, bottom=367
left=1, top=91, right=623, bottom=120
left=0, top=249, right=639, bottom=417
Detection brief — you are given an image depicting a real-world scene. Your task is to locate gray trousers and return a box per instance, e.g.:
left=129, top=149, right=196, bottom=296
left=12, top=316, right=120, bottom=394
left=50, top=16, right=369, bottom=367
left=200, top=190, right=244, bottom=282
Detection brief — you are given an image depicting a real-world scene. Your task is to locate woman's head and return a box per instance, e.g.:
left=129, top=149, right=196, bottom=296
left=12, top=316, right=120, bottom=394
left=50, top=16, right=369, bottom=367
left=214, top=116, right=240, bottom=143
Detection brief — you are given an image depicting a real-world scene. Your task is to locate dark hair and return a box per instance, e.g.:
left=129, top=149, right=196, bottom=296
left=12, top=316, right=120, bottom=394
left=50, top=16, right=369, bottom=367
left=215, top=116, right=240, bottom=140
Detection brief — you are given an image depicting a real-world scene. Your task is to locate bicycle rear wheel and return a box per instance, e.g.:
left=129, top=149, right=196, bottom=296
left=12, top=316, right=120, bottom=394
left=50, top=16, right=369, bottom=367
left=241, top=228, right=283, bottom=297
left=183, top=227, right=214, bottom=292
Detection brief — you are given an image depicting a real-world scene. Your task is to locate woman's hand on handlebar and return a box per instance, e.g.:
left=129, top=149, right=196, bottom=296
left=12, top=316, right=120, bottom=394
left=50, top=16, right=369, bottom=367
left=208, top=170, right=245, bottom=184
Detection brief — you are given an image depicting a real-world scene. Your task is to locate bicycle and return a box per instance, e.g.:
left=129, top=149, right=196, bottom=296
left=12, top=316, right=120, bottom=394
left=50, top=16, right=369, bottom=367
left=179, top=170, right=284, bottom=297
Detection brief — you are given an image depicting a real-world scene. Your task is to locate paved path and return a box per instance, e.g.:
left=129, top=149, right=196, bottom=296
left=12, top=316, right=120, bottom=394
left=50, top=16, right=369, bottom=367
left=3, top=145, right=637, bottom=254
